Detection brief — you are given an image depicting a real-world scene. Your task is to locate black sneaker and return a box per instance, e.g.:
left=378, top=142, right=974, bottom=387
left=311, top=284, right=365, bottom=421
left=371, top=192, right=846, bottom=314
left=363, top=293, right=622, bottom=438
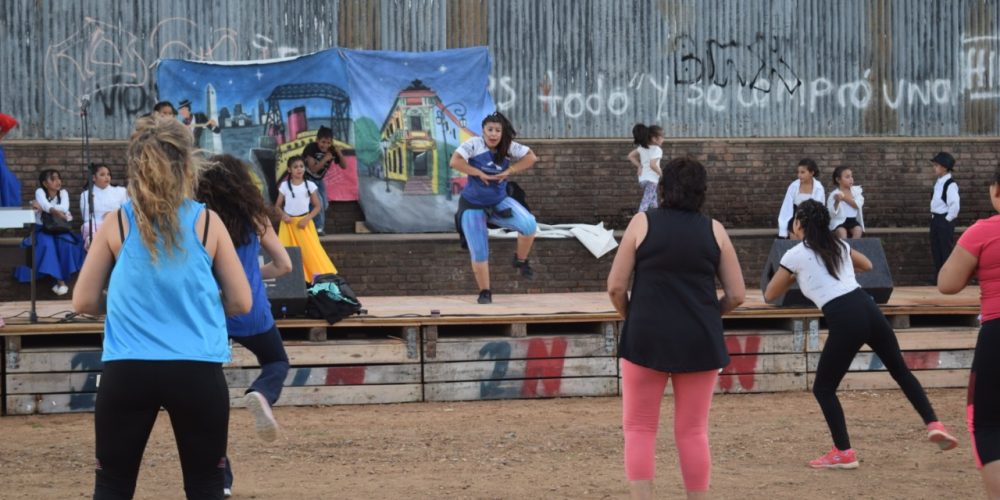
left=512, top=255, right=535, bottom=280
left=477, top=289, right=492, bottom=304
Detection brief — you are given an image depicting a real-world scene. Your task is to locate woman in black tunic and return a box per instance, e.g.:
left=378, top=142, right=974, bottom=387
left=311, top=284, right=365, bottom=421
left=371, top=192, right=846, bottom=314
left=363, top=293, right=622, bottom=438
left=608, top=157, right=745, bottom=500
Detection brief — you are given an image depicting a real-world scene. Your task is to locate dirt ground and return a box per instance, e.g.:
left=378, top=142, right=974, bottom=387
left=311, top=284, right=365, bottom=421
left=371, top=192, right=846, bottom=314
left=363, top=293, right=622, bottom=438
left=0, top=388, right=980, bottom=499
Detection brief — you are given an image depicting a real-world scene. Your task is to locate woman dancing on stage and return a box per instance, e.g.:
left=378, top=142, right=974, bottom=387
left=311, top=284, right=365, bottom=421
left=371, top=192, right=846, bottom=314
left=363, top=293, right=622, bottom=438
left=198, top=154, right=293, bottom=497
left=608, top=157, right=745, bottom=499
left=765, top=200, right=957, bottom=470
left=73, top=116, right=251, bottom=499
left=938, top=167, right=1000, bottom=498
left=450, top=111, right=538, bottom=304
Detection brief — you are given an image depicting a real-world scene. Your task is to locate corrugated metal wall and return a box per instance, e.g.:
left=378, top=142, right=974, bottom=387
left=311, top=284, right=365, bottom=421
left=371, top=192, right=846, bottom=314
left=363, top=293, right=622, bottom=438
left=1, top=0, right=998, bottom=139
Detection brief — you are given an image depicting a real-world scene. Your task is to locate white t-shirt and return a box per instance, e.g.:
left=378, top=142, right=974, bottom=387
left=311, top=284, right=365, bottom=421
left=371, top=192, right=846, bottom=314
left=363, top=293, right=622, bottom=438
left=637, top=145, right=663, bottom=184
left=779, top=240, right=859, bottom=309
left=34, top=188, right=72, bottom=225
left=279, top=179, right=317, bottom=217
left=80, top=185, right=128, bottom=223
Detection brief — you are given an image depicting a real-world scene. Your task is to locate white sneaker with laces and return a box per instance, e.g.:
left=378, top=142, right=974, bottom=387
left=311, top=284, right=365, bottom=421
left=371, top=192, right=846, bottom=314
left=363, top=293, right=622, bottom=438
left=223, top=487, right=232, bottom=497
left=244, top=391, right=278, bottom=442
left=52, top=284, right=68, bottom=296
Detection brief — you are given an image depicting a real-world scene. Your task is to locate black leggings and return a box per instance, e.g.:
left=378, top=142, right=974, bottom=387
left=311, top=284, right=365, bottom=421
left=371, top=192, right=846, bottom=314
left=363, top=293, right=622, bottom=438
left=970, top=320, right=1000, bottom=467
left=94, top=361, right=229, bottom=500
left=815, top=288, right=938, bottom=450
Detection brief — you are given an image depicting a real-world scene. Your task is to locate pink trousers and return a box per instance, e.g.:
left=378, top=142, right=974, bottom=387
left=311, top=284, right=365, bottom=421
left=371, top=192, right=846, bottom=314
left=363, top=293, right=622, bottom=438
left=621, top=358, right=719, bottom=492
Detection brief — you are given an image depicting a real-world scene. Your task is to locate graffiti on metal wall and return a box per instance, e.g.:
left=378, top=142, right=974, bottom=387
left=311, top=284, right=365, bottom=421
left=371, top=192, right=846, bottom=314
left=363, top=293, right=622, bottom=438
left=492, top=32, right=1000, bottom=120
left=44, top=17, right=301, bottom=117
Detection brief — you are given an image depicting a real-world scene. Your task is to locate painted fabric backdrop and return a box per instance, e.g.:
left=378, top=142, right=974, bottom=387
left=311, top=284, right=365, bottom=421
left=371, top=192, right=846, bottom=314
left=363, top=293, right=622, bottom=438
left=157, top=47, right=495, bottom=233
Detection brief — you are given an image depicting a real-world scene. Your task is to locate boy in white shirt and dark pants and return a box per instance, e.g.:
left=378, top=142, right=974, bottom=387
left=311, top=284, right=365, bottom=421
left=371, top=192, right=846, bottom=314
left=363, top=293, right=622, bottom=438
left=930, top=152, right=959, bottom=282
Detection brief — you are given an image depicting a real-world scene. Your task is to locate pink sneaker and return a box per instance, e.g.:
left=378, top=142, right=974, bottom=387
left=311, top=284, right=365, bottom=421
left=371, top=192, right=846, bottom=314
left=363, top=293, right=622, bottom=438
left=808, top=447, right=859, bottom=469
left=927, top=421, right=958, bottom=451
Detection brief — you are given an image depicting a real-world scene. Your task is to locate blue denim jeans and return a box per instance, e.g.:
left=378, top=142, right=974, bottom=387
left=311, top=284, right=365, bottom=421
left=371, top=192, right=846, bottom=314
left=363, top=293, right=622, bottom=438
left=225, top=324, right=289, bottom=489
left=311, top=179, right=329, bottom=234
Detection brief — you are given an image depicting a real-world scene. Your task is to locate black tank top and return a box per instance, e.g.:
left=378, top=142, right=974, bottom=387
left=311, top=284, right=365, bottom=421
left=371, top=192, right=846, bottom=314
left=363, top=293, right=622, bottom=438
left=619, top=209, right=730, bottom=372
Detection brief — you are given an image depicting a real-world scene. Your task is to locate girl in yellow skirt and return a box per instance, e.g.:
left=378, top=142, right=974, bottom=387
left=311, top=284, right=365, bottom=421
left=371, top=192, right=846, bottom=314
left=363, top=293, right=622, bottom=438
left=276, top=155, right=337, bottom=282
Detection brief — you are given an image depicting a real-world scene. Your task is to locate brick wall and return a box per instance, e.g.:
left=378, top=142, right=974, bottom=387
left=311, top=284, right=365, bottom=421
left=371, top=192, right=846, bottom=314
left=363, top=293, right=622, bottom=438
left=0, top=137, right=985, bottom=303
left=520, top=138, right=1000, bottom=230
left=0, top=230, right=942, bottom=303
left=2, top=137, right=998, bottom=232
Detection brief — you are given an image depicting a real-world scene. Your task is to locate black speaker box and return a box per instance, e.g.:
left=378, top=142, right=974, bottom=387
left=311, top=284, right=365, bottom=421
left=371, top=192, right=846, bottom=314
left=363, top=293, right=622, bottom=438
left=263, top=246, right=308, bottom=318
left=760, top=238, right=894, bottom=307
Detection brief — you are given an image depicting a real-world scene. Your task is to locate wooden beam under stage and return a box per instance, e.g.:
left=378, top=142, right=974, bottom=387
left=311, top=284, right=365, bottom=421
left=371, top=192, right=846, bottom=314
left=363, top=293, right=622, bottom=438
left=0, top=286, right=982, bottom=336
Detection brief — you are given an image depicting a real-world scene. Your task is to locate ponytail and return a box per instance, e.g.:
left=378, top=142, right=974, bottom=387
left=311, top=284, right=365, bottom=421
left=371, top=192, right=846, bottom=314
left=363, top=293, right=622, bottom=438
left=795, top=200, right=846, bottom=279
left=632, top=124, right=650, bottom=147
left=632, top=123, right=664, bottom=148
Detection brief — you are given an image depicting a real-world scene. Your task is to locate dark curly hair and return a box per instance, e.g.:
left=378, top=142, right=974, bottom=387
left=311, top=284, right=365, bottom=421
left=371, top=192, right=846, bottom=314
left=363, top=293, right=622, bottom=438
left=795, top=199, right=847, bottom=279
left=197, top=154, right=272, bottom=247
left=658, top=156, right=707, bottom=212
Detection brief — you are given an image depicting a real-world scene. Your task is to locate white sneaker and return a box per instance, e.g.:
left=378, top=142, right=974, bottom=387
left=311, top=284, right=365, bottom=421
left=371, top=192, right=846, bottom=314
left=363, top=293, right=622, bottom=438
left=223, top=487, right=232, bottom=497
left=244, top=391, right=278, bottom=442
left=52, top=284, right=68, bottom=296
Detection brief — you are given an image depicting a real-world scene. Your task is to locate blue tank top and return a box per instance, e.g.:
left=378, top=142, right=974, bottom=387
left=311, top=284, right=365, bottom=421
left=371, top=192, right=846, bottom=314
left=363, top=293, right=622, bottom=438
left=103, top=200, right=229, bottom=363
left=227, top=230, right=275, bottom=337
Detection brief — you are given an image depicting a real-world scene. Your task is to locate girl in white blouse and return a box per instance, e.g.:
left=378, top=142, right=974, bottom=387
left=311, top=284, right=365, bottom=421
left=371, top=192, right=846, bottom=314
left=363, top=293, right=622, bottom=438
left=826, top=166, right=864, bottom=239
left=14, top=169, right=84, bottom=295
left=80, top=164, right=128, bottom=249
left=777, top=158, right=825, bottom=239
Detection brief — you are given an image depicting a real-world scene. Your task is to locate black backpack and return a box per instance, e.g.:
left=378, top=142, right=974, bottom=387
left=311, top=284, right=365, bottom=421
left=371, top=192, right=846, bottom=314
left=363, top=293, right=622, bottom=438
left=305, top=274, right=363, bottom=324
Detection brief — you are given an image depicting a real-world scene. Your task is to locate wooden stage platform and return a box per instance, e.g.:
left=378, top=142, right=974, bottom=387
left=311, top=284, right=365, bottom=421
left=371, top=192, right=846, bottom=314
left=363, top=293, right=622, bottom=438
left=0, top=287, right=981, bottom=415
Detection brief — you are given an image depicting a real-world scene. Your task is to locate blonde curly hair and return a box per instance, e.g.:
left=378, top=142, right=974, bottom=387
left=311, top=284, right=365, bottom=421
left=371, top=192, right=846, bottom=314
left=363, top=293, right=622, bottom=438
left=125, top=115, right=206, bottom=263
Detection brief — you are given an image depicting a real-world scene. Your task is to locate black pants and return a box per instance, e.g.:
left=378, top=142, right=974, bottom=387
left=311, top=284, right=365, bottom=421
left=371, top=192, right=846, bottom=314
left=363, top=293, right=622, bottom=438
left=971, top=320, right=1000, bottom=466
left=930, top=214, right=955, bottom=279
left=94, top=361, right=229, bottom=500
left=815, top=289, right=938, bottom=450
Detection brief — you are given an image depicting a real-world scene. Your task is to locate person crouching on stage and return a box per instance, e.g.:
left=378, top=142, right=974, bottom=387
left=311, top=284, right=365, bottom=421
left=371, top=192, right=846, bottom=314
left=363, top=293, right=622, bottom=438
left=276, top=155, right=337, bottom=283
left=80, top=163, right=128, bottom=250
left=608, top=157, right=745, bottom=499
left=765, top=200, right=958, bottom=470
left=72, top=115, right=251, bottom=499
left=198, top=154, right=293, bottom=497
left=449, top=111, right=538, bottom=305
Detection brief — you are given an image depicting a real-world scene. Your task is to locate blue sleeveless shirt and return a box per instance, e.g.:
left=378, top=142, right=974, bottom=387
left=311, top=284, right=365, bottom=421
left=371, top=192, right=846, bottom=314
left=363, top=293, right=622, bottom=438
left=227, top=230, right=275, bottom=337
left=103, top=200, right=230, bottom=363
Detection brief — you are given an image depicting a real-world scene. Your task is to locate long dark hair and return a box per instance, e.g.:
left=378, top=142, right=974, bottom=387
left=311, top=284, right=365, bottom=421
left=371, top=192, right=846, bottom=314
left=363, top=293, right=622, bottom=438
left=197, top=154, right=272, bottom=247
left=796, top=200, right=846, bottom=279
left=37, top=169, right=62, bottom=204
left=632, top=123, right=663, bottom=148
left=482, top=111, right=516, bottom=163
left=281, top=155, right=307, bottom=197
